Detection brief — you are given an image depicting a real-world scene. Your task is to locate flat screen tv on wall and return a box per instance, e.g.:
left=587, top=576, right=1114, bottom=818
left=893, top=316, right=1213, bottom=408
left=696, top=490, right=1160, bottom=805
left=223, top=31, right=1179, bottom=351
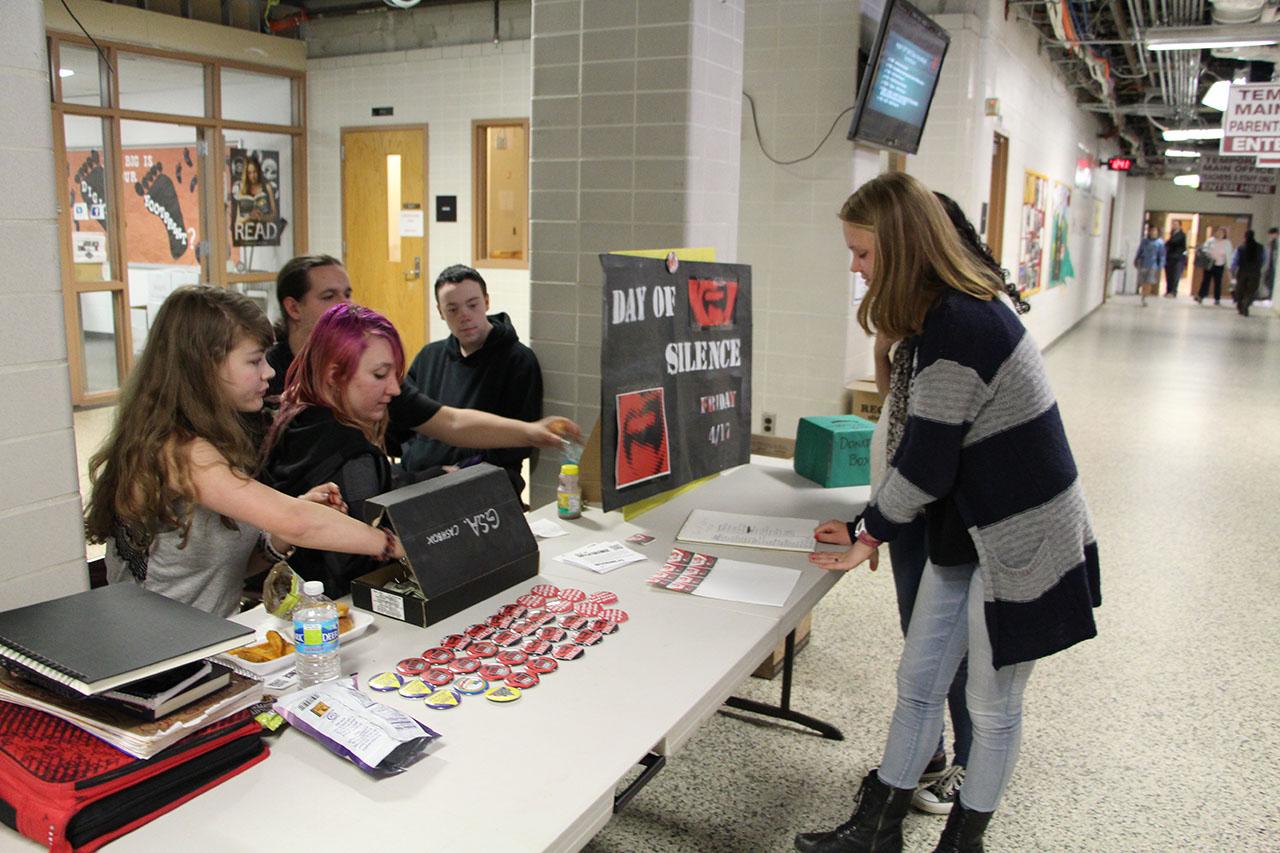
left=848, top=0, right=950, bottom=155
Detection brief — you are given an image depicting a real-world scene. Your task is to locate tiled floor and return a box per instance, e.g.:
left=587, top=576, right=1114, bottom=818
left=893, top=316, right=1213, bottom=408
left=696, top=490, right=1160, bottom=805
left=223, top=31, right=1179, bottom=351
left=584, top=296, right=1280, bottom=852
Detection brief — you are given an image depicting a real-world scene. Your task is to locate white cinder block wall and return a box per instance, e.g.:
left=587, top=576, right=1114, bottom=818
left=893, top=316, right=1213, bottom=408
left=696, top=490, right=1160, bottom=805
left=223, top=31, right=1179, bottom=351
left=908, top=8, right=1122, bottom=348
left=0, top=0, right=88, bottom=609
left=307, top=41, right=535, bottom=344
left=737, top=0, right=881, bottom=440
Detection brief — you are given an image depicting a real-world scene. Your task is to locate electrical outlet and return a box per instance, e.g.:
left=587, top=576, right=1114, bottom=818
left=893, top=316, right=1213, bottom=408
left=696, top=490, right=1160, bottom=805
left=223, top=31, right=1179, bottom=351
left=762, top=412, right=776, bottom=434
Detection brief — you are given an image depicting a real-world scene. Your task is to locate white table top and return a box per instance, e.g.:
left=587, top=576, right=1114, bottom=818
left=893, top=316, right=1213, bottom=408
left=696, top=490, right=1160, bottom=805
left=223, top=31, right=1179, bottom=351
left=1, top=461, right=868, bottom=853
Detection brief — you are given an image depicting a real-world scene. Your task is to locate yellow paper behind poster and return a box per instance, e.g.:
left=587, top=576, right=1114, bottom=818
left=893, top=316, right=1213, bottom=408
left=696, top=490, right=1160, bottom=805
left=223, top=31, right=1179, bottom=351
left=598, top=248, right=721, bottom=521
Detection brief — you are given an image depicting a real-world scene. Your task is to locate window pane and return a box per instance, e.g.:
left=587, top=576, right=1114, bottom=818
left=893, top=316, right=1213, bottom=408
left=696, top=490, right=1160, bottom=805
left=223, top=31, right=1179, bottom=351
left=225, top=132, right=293, bottom=279
left=118, top=53, right=206, bottom=117
left=63, top=115, right=115, bottom=281
left=480, top=124, right=528, bottom=263
left=220, top=68, right=293, bottom=125
left=120, top=120, right=205, bottom=344
left=78, top=291, right=120, bottom=394
left=58, top=44, right=104, bottom=107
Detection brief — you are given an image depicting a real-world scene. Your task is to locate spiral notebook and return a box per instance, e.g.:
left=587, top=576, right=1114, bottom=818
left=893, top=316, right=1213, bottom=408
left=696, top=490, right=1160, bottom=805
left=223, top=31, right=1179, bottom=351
left=0, top=584, right=254, bottom=696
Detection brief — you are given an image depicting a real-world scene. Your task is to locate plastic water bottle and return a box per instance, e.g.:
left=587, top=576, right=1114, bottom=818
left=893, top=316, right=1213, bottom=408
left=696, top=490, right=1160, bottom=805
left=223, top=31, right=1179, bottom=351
left=557, top=463, right=582, bottom=519
left=293, top=581, right=341, bottom=688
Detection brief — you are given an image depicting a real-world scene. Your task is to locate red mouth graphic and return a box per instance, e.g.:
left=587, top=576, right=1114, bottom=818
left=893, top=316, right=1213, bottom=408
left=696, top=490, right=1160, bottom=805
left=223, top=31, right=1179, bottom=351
left=688, top=278, right=738, bottom=327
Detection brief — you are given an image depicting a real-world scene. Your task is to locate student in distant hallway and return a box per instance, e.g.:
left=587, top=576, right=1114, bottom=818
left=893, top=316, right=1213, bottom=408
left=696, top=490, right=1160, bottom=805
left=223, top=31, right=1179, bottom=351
left=795, top=173, right=1100, bottom=853
left=1262, top=226, right=1278, bottom=303
left=261, top=304, right=407, bottom=597
left=1164, top=221, right=1187, bottom=298
left=84, top=286, right=404, bottom=617
left=398, top=265, right=543, bottom=496
left=1133, top=224, right=1164, bottom=307
left=268, top=255, right=577, bottom=471
left=1230, top=229, right=1265, bottom=317
left=1197, top=226, right=1232, bottom=305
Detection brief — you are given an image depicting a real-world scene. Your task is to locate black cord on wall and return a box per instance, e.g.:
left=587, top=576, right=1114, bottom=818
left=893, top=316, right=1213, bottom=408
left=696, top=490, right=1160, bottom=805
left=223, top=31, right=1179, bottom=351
left=743, top=91, right=854, bottom=166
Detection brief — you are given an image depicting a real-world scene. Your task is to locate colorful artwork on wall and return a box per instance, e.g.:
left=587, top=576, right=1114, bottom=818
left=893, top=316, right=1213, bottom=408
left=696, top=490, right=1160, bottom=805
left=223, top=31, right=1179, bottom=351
left=1018, top=170, right=1048, bottom=298
left=1048, top=180, right=1074, bottom=288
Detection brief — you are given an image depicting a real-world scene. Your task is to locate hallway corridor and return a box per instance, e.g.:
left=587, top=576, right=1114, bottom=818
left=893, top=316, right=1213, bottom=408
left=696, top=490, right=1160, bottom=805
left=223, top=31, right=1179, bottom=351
left=586, top=297, right=1280, bottom=852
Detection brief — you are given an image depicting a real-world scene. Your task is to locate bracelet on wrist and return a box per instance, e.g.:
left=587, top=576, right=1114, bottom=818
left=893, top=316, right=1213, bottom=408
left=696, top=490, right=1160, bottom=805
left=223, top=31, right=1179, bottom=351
left=378, top=527, right=398, bottom=563
left=262, top=534, right=295, bottom=563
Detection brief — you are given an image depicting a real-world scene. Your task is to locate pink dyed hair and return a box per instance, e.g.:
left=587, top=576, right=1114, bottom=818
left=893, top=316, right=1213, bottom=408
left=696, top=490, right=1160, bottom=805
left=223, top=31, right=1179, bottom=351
left=268, top=303, right=406, bottom=450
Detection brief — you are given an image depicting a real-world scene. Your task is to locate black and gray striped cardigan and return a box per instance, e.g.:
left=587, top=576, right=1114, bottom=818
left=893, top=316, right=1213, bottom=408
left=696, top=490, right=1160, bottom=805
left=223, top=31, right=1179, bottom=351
left=863, top=290, right=1102, bottom=668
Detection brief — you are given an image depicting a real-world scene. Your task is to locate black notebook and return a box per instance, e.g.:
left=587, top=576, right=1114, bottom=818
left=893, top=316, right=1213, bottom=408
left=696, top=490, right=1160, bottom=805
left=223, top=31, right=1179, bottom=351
left=95, top=661, right=233, bottom=721
left=0, top=584, right=254, bottom=696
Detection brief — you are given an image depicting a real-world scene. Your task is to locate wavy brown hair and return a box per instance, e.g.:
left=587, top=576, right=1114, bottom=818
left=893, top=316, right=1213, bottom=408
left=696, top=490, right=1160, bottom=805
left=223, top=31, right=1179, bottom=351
left=84, top=286, right=273, bottom=547
left=840, top=172, right=1003, bottom=340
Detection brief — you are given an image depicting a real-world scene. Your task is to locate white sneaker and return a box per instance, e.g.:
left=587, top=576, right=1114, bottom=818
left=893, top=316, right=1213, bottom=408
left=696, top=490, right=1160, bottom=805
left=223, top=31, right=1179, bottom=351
left=912, top=764, right=964, bottom=815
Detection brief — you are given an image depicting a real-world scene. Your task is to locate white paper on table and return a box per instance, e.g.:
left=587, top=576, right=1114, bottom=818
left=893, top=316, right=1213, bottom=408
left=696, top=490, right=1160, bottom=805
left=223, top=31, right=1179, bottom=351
left=689, top=558, right=801, bottom=607
left=528, top=518, right=569, bottom=539
left=554, top=541, right=647, bottom=573
left=677, top=509, right=819, bottom=552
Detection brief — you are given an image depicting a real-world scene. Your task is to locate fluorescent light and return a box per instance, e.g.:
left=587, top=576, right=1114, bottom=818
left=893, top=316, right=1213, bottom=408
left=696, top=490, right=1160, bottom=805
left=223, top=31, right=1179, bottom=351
left=1202, top=80, right=1230, bottom=111
left=1146, top=24, right=1280, bottom=51
left=58, top=68, right=74, bottom=78
left=1165, top=149, right=1202, bottom=158
left=1173, top=174, right=1201, bottom=188
left=1163, top=128, right=1224, bottom=141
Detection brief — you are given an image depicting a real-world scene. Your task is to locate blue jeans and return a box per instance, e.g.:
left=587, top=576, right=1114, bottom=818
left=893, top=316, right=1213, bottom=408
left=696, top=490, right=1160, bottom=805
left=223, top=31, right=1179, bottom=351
left=889, top=517, right=972, bottom=767
left=877, top=561, right=1035, bottom=813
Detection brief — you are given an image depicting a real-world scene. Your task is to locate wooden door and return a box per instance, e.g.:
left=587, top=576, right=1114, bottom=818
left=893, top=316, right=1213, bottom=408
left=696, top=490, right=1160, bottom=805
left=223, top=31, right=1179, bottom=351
left=341, top=126, right=429, bottom=358
left=987, top=132, right=1009, bottom=260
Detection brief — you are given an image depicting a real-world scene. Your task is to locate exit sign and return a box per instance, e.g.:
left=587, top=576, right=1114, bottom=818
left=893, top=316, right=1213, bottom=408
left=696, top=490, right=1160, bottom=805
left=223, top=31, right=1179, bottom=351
left=1107, top=157, right=1133, bottom=172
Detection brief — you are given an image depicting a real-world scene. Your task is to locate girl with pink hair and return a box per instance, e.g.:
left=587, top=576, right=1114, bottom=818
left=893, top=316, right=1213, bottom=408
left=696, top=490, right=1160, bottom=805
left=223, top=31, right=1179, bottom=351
left=261, top=303, right=408, bottom=596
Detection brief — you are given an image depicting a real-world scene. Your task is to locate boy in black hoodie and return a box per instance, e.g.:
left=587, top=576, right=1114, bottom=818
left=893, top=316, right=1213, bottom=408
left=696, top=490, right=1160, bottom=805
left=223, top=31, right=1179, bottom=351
left=399, top=265, right=543, bottom=495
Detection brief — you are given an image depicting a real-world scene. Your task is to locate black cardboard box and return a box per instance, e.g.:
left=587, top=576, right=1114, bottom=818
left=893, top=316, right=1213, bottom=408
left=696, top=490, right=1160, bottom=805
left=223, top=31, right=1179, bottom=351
left=350, top=463, right=539, bottom=628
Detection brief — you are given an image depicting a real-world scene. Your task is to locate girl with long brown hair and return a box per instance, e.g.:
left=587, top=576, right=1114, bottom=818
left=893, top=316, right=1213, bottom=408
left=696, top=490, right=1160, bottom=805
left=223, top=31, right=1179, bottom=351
left=797, top=173, right=1100, bottom=853
left=85, top=286, right=402, bottom=617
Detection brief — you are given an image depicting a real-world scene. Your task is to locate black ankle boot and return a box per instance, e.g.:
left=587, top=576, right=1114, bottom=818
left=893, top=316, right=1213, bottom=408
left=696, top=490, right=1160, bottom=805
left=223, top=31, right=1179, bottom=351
left=930, top=800, right=993, bottom=853
left=794, top=770, right=915, bottom=853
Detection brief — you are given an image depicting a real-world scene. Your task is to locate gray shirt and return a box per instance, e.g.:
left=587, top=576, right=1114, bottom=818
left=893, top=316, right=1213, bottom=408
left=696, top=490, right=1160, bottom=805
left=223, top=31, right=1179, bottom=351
left=105, top=504, right=259, bottom=617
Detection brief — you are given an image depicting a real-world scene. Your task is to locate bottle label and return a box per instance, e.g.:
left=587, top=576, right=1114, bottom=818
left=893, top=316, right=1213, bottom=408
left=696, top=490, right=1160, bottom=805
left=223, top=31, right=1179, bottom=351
left=294, top=617, right=339, bottom=655
left=557, top=491, right=582, bottom=517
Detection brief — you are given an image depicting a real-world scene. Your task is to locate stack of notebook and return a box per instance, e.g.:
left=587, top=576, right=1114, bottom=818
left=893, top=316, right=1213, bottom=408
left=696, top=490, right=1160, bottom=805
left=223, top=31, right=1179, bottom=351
left=0, top=584, right=270, bottom=850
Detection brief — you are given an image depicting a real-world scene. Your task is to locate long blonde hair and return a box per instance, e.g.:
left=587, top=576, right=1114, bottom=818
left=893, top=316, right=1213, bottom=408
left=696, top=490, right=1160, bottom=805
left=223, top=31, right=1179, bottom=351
left=840, top=172, right=1003, bottom=340
left=84, top=286, right=273, bottom=547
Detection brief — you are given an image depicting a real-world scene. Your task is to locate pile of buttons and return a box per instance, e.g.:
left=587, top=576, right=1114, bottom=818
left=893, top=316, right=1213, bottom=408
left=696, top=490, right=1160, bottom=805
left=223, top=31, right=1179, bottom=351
left=369, top=584, right=629, bottom=707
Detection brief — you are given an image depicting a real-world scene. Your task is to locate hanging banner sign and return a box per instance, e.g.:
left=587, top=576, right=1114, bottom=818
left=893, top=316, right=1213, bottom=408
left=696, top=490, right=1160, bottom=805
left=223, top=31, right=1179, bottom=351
left=1200, top=154, right=1277, bottom=195
left=599, top=254, right=752, bottom=512
left=1219, top=83, right=1280, bottom=162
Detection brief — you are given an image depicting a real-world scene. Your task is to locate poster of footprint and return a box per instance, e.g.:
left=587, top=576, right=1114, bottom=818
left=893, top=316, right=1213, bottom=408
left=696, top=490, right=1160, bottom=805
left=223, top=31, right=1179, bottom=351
left=599, top=254, right=752, bottom=512
left=66, top=145, right=201, bottom=266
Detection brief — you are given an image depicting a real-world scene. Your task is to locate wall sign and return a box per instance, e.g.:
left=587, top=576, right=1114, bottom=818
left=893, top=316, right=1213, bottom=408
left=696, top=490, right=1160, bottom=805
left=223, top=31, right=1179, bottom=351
left=599, top=255, right=752, bottom=512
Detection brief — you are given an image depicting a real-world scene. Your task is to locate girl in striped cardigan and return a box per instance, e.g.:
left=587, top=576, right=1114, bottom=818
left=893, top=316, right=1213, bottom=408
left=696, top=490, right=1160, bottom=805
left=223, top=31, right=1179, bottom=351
left=796, top=173, right=1101, bottom=853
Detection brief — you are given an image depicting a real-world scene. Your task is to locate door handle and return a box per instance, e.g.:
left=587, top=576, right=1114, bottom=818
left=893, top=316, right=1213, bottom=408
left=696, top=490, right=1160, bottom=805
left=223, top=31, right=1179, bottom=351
left=404, top=256, right=421, bottom=282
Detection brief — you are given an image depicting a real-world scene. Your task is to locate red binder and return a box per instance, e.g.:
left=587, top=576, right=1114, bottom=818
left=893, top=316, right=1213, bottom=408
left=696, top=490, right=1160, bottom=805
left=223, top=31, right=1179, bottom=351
left=0, top=703, right=268, bottom=852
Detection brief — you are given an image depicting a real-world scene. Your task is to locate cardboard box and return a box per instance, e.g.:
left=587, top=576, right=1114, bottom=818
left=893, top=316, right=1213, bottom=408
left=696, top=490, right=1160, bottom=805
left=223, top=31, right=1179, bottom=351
left=850, top=379, right=883, bottom=423
left=793, top=414, right=876, bottom=487
left=351, top=464, right=539, bottom=628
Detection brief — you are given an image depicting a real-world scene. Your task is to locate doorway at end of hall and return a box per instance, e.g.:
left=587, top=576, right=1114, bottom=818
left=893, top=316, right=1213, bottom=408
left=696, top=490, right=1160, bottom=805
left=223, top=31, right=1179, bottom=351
left=1146, top=211, right=1252, bottom=297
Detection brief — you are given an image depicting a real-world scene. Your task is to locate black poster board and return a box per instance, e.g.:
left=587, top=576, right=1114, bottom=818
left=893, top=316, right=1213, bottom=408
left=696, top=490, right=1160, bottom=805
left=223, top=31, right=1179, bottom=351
left=599, top=254, right=752, bottom=512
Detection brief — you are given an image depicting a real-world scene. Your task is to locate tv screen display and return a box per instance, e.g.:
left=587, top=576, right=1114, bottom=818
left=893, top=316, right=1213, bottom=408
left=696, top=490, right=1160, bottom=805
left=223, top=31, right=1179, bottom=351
left=848, top=0, right=950, bottom=155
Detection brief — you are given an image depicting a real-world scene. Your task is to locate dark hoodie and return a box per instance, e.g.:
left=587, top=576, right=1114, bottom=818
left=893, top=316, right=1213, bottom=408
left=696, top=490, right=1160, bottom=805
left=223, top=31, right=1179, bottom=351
left=260, top=406, right=393, bottom=597
left=399, top=312, right=542, bottom=494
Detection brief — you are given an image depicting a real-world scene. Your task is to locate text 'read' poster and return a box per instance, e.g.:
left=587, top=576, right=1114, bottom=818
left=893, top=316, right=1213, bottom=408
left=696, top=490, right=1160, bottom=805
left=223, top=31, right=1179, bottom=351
left=600, top=254, right=752, bottom=512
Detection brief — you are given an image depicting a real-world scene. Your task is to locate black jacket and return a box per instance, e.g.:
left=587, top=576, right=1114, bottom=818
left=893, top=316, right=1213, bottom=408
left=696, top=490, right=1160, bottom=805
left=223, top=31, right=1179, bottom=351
left=1166, top=230, right=1187, bottom=258
left=260, top=407, right=392, bottom=597
left=399, top=313, right=542, bottom=494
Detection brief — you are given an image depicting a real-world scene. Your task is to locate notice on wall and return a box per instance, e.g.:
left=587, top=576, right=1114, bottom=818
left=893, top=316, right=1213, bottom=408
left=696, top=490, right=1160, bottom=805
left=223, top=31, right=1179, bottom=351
left=1220, top=83, right=1280, bottom=162
left=399, top=208, right=425, bottom=237
left=599, top=254, right=752, bottom=512
left=228, top=147, right=285, bottom=247
left=1200, top=154, right=1278, bottom=195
